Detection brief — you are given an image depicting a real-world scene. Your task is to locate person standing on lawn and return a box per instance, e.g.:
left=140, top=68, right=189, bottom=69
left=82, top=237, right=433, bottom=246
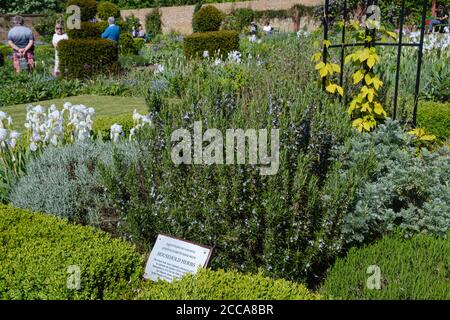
left=7, top=15, right=35, bottom=73
left=101, top=17, right=121, bottom=42
left=52, top=22, right=68, bottom=77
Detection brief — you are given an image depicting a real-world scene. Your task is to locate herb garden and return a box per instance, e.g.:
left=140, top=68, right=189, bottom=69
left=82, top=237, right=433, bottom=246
left=0, top=0, right=449, bottom=300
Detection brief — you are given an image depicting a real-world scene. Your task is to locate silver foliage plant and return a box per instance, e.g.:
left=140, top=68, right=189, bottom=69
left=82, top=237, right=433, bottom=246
left=9, top=141, right=140, bottom=229
left=337, top=120, right=450, bottom=244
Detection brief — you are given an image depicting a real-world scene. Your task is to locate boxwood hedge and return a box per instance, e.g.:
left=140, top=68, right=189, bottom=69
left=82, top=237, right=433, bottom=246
left=0, top=205, right=143, bottom=300
left=136, top=269, right=321, bottom=300
left=417, top=101, right=450, bottom=140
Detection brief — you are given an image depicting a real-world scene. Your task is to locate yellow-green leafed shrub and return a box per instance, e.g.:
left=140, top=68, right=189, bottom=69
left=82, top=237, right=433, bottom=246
left=66, top=22, right=101, bottom=40
left=67, top=0, right=97, bottom=22
left=58, top=39, right=119, bottom=79
left=93, top=114, right=134, bottom=140
left=417, top=101, right=450, bottom=140
left=136, top=269, right=321, bottom=300
left=0, top=205, right=143, bottom=300
left=97, top=1, right=121, bottom=21
left=184, top=30, right=239, bottom=59
left=322, top=232, right=450, bottom=300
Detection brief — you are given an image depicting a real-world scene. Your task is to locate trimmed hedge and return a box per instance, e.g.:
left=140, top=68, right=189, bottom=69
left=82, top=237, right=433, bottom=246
left=0, top=205, right=143, bottom=300
left=58, top=39, right=119, bottom=79
left=193, top=5, right=225, bottom=33
left=35, top=45, right=55, bottom=58
left=119, top=32, right=137, bottom=55
left=67, top=0, right=97, bottom=22
left=97, top=1, right=121, bottom=21
left=67, top=22, right=101, bottom=39
left=184, top=30, right=239, bottom=59
left=133, top=38, right=146, bottom=51
left=0, top=45, right=12, bottom=59
left=93, top=114, right=134, bottom=140
left=136, top=269, right=321, bottom=300
left=322, top=232, right=450, bottom=300
left=417, top=101, right=450, bottom=140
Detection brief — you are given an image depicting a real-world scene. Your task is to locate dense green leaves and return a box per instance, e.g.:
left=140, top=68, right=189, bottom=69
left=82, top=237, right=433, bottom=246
left=322, top=231, right=450, bottom=300
left=137, top=268, right=321, bottom=300
left=58, top=39, right=119, bottom=79
left=0, top=205, right=143, bottom=300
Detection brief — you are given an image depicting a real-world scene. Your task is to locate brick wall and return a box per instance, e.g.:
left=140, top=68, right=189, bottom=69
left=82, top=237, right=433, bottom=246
left=121, top=0, right=322, bottom=35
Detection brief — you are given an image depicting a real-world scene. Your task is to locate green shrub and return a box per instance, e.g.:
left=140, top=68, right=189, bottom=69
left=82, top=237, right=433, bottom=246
left=136, top=269, right=321, bottom=300
left=0, top=204, right=143, bottom=300
left=10, top=142, right=116, bottom=229
left=417, top=101, right=450, bottom=140
left=58, top=39, right=119, bottom=79
left=93, top=114, right=134, bottom=140
left=146, top=8, right=162, bottom=39
left=0, top=52, right=3, bottom=67
left=0, top=45, right=12, bottom=59
left=133, top=38, right=146, bottom=52
left=184, top=30, right=239, bottom=59
left=322, top=232, right=450, bottom=299
left=67, top=22, right=101, bottom=39
left=97, top=1, right=121, bottom=21
left=119, top=32, right=137, bottom=55
left=222, top=8, right=256, bottom=32
left=193, top=5, right=225, bottom=33
left=67, top=0, right=97, bottom=21
left=35, top=45, right=55, bottom=58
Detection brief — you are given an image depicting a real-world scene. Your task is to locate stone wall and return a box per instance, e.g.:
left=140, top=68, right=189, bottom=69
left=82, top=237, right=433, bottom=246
left=0, top=15, right=44, bottom=43
left=121, top=0, right=323, bottom=35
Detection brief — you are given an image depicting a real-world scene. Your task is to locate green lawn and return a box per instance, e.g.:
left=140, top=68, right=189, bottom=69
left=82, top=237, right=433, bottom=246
left=2, top=95, right=147, bottom=131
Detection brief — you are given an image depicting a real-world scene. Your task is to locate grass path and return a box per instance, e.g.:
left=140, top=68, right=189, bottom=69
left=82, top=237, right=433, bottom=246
left=2, top=95, right=147, bottom=131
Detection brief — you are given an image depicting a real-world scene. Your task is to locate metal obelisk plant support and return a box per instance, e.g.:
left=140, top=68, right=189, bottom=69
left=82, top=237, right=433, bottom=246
left=321, top=0, right=428, bottom=125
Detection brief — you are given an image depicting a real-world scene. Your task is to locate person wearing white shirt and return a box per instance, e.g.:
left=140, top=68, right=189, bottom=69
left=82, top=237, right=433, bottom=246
left=263, top=22, right=273, bottom=36
left=52, top=23, right=69, bottom=77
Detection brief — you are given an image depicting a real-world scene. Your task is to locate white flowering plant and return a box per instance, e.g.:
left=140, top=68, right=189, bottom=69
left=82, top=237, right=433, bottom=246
left=0, top=111, right=28, bottom=203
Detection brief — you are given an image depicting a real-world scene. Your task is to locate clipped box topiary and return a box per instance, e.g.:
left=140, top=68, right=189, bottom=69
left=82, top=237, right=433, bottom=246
left=58, top=39, right=119, bottom=79
left=97, top=1, right=121, bottom=21
left=417, top=101, right=450, bottom=140
left=119, top=32, right=137, bottom=55
left=67, top=21, right=101, bottom=39
left=67, top=0, right=97, bottom=22
left=193, top=5, right=225, bottom=33
left=0, top=204, right=143, bottom=300
left=184, top=30, right=240, bottom=59
left=136, top=268, right=321, bottom=300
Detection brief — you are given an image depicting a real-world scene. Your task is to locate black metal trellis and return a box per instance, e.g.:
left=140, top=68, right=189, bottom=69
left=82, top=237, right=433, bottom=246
left=322, top=0, right=428, bottom=125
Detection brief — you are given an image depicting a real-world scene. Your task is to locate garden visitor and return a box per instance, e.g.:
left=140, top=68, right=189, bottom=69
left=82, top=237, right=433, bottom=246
left=138, top=25, right=146, bottom=38
left=101, top=17, right=121, bottom=42
left=263, top=22, right=273, bottom=36
left=131, top=26, right=138, bottom=38
left=428, top=6, right=449, bottom=33
left=250, top=21, right=258, bottom=35
left=52, top=22, right=68, bottom=77
left=7, top=15, right=35, bottom=73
